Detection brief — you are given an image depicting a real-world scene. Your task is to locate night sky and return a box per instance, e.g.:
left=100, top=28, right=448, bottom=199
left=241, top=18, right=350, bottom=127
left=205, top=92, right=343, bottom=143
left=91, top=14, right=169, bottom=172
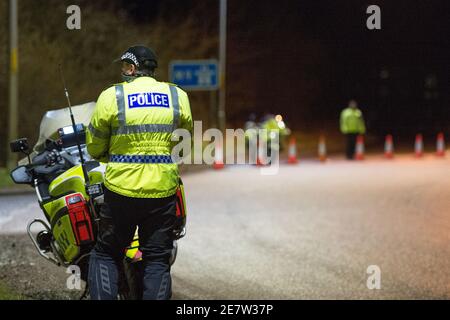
left=0, top=0, right=447, bottom=167
left=46, top=0, right=450, bottom=134
left=225, top=0, right=450, bottom=134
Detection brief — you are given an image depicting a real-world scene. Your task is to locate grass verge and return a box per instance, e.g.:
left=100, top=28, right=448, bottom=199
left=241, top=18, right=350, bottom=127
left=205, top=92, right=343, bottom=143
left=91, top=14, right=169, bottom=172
left=0, top=281, right=22, bottom=300
left=0, top=168, right=15, bottom=190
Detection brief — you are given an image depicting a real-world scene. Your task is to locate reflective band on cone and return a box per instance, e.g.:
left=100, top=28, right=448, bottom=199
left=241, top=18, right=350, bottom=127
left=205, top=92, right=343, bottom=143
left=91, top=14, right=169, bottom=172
left=436, top=132, right=445, bottom=157
left=318, top=135, right=327, bottom=162
left=256, top=140, right=266, bottom=166
left=384, top=134, right=394, bottom=159
left=355, top=135, right=365, bottom=160
left=288, top=137, right=298, bottom=164
left=213, top=143, right=224, bottom=169
left=415, top=134, right=423, bottom=157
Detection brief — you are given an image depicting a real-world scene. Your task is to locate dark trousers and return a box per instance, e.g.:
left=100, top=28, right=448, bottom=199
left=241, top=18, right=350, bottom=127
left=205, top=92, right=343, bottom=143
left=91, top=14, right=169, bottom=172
left=345, top=133, right=358, bottom=159
left=88, top=187, right=176, bottom=300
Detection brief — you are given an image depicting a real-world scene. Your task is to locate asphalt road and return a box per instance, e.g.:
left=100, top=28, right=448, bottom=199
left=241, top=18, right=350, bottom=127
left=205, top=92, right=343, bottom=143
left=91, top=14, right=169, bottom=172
left=1, top=154, right=449, bottom=299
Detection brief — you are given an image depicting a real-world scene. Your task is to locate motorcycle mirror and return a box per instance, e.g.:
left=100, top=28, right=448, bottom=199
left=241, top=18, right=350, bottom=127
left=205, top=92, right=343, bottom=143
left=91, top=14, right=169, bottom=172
left=10, top=166, right=33, bottom=185
left=10, top=138, right=29, bottom=153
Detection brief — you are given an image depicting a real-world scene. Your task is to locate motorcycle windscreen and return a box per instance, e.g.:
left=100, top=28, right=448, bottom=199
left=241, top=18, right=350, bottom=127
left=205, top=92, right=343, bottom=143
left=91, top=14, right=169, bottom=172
left=34, top=102, right=96, bottom=153
left=18, top=102, right=96, bottom=165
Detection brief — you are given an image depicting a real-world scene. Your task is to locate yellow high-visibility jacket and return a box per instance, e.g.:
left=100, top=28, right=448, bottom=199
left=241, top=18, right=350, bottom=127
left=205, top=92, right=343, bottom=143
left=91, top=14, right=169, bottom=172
left=260, top=118, right=290, bottom=141
left=86, top=76, right=193, bottom=198
left=340, top=107, right=366, bottom=134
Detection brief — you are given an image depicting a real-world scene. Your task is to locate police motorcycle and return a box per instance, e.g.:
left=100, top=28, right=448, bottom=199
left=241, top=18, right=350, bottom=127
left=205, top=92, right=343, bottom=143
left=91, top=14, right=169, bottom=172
left=9, top=103, right=187, bottom=299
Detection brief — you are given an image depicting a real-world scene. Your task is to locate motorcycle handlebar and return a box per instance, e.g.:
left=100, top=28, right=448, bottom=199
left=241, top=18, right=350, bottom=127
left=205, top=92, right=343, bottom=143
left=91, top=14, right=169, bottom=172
left=32, top=152, right=49, bottom=165
left=32, top=150, right=62, bottom=166
left=33, top=163, right=66, bottom=175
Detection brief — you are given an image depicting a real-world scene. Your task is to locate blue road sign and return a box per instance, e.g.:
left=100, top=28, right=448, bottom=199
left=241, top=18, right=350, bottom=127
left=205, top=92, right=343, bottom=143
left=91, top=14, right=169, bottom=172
left=169, top=60, right=219, bottom=91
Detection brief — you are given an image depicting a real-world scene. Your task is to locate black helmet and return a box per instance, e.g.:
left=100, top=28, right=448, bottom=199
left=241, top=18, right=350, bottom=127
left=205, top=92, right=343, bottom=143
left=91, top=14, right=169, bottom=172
left=117, top=45, right=158, bottom=73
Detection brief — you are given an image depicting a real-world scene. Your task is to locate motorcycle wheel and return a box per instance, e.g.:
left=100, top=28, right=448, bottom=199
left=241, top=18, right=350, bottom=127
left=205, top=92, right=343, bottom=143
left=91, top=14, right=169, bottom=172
left=122, top=240, right=178, bottom=300
left=122, top=260, right=144, bottom=300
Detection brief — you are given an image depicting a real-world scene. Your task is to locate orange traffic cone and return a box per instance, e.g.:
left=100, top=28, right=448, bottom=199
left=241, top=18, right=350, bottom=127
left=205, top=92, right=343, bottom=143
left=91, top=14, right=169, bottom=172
left=436, top=132, right=445, bottom=157
left=287, top=137, right=298, bottom=164
left=318, top=135, right=327, bottom=162
left=415, top=134, right=423, bottom=157
left=384, top=134, right=394, bottom=158
left=355, top=135, right=365, bottom=160
left=256, top=140, right=266, bottom=166
left=213, top=142, right=224, bottom=169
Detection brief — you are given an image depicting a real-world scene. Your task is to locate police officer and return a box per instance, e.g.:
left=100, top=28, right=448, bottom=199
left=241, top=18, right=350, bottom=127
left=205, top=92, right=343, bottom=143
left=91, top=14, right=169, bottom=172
left=86, top=45, right=192, bottom=299
left=340, top=99, right=366, bottom=159
left=260, top=113, right=290, bottom=151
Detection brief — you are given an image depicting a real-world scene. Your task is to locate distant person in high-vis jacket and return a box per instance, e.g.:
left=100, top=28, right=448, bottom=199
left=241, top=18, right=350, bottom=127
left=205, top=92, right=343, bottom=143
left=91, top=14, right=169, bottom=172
left=86, top=45, right=192, bottom=300
left=340, top=100, right=366, bottom=159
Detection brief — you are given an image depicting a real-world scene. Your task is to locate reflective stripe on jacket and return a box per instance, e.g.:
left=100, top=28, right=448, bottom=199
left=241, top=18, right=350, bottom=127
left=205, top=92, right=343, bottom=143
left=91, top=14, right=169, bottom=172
left=86, top=77, right=193, bottom=198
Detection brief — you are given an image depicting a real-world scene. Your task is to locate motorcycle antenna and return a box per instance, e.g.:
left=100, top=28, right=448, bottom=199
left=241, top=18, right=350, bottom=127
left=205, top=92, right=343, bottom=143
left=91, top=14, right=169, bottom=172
left=58, top=64, right=89, bottom=184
